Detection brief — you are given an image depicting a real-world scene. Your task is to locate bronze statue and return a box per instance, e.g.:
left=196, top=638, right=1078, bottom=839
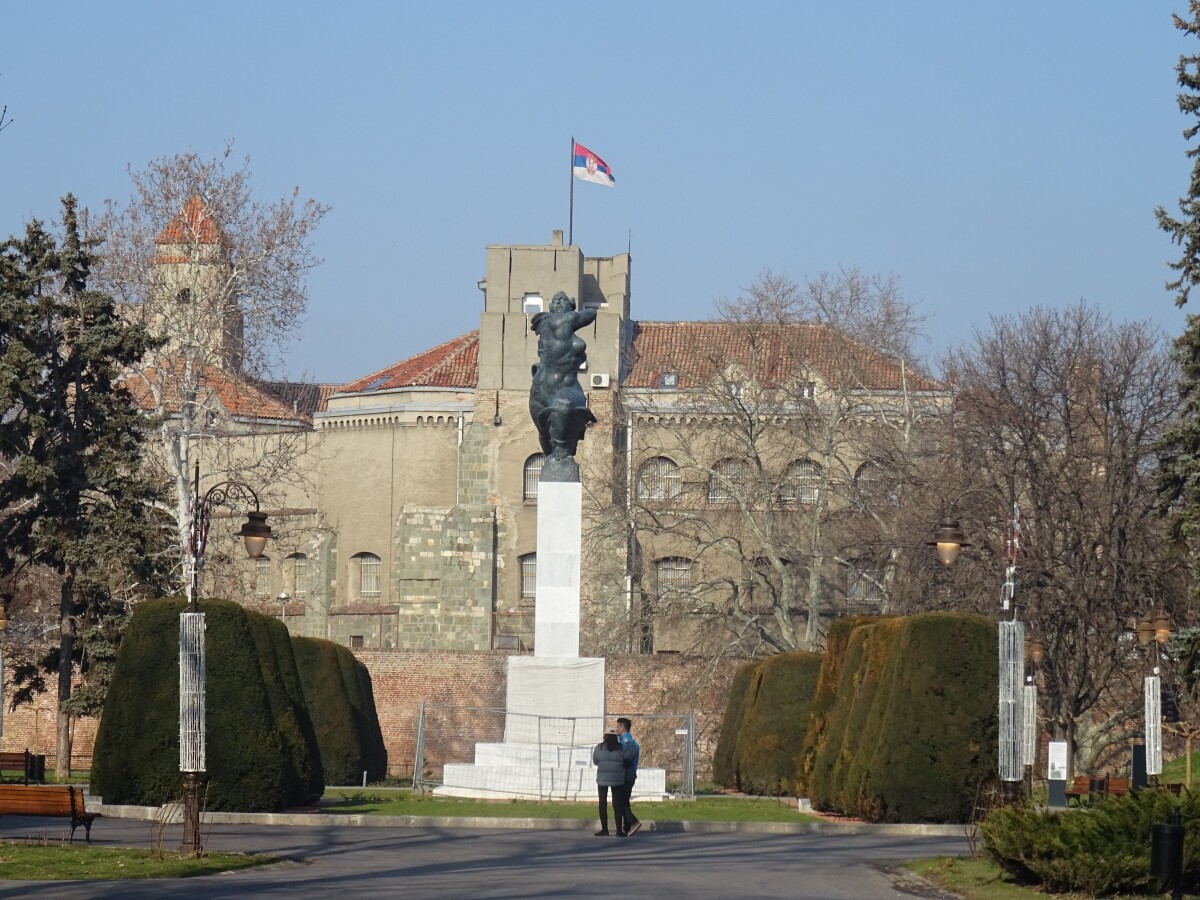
left=529, top=291, right=597, bottom=480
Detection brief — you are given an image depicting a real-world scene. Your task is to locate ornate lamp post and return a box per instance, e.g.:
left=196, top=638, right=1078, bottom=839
left=1137, top=611, right=1172, bottom=787
left=929, top=479, right=1025, bottom=805
left=180, top=462, right=270, bottom=854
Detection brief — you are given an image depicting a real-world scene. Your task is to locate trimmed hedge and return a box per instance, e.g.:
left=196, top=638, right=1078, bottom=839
left=712, top=661, right=758, bottom=790
left=732, top=651, right=822, bottom=796
left=807, top=612, right=996, bottom=823
left=243, top=610, right=324, bottom=804
left=983, top=789, right=1200, bottom=896
left=92, top=597, right=323, bottom=812
left=293, top=637, right=387, bottom=784
left=795, top=616, right=884, bottom=796
left=856, top=613, right=996, bottom=822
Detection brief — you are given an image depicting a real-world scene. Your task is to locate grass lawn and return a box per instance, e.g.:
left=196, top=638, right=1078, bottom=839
left=321, top=788, right=819, bottom=823
left=0, top=841, right=277, bottom=880
left=906, top=856, right=1092, bottom=899
left=1161, top=750, right=1200, bottom=787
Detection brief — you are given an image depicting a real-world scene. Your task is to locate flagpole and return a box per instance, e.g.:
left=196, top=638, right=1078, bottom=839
left=569, top=136, right=575, bottom=247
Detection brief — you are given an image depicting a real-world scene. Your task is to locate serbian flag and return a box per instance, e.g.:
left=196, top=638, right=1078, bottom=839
left=573, top=142, right=616, bottom=187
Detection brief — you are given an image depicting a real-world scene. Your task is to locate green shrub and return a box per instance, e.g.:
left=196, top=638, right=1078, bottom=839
left=293, top=637, right=387, bottom=784
left=857, top=613, right=996, bottom=823
left=92, top=597, right=313, bottom=812
left=830, top=618, right=901, bottom=814
left=982, top=789, right=1200, bottom=896
left=794, top=616, right=884, bottom=796
left=807, top=626, right=869, bottom=810
left=712, top=661, right=758, bottom=790
left=243, top=611, right=324, bottom=803
left=732, top=652, right=822, bottom=796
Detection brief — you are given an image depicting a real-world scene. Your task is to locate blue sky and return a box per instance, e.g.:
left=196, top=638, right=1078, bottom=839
left=1, top=2, right=1195, bottom=383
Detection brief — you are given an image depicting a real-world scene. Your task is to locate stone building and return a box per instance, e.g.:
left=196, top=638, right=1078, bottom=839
left=145, top=203, right=948, bottom=658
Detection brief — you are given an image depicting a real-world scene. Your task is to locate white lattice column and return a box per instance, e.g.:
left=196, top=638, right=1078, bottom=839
left=998, top=620, right=1025, bottom=784
left=1146, top=674, right=1163, bottom=776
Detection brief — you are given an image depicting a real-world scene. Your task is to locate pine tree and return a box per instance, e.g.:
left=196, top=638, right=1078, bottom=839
left=1159, top=3, right=1200, bottom=308
left=0, top=195, right=169, bottom=776
left=1157, top=5, right=1200, bottom=590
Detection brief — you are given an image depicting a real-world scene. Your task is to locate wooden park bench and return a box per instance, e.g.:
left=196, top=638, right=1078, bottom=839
left=1107, top=777, right=1130, bottom=798
left=1064, top=775, right=1094, bottom=806
left=0, top=785, right=99, bottom=842
left=0, top=750, right=38, bottom=785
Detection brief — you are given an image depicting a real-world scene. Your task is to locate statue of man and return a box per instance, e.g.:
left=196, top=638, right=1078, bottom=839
left=529, top=291, right=597, bottom=479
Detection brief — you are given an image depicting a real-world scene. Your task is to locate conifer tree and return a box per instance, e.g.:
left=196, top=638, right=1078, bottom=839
left=0, top=195, right=169, bottom=776
left=1157, top=3, right=1200, bottom=591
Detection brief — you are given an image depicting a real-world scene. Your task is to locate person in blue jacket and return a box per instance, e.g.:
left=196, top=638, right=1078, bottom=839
left=615, top=717, right=642, bottom=835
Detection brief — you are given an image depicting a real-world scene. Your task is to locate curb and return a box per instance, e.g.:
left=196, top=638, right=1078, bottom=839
left=93, top=804, right=967, bottom=837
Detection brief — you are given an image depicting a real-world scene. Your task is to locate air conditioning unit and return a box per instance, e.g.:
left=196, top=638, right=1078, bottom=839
left=590, top=373, right=611, bottom=389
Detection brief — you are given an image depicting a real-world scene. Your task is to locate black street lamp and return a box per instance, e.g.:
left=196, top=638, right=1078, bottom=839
left=180, top=462, right=270, bottom=855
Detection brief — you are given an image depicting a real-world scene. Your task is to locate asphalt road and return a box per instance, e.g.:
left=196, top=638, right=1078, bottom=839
left=0, top=817, right=968, bottom=899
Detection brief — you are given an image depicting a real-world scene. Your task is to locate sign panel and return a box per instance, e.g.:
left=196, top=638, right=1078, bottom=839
left=1047, top=741, right=1068, bottom=781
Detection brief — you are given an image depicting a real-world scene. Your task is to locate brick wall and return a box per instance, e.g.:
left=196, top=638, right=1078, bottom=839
left=3, top=650, right=736, bottom=781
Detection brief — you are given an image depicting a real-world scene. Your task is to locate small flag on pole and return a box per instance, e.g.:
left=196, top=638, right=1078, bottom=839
left=573, top=142, right=616, bottom=187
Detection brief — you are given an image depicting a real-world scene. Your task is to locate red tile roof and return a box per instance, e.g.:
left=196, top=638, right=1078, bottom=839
left=260, top=381, right=343, bottom=417
left=334, top=322, right=942, bottom=397
left=155, top=196, right=230, bottom=246
left=340, top=331, right=479, bottom=393
left=624, top=321, right=943, bottom=393
left=125, top=361, right=311, bottom=425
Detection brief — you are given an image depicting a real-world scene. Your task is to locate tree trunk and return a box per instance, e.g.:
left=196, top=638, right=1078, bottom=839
left=56, top=567, right=75, bottom=780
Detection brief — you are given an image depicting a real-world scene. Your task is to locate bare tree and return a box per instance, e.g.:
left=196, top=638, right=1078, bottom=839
left=938, top=303, right=1185, bottom=772
left=92, top=145, right=329, bottom=589
left=596, top=268, right=944, bottom=658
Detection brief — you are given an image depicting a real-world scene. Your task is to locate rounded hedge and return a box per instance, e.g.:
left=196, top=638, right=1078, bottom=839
left=732, top=651, right=822, bottom=796
left=292, top=636, right=387, bottom=784
left=712, top=661, right=758, bottom=789
left=91, top=597, right=322, bottom=811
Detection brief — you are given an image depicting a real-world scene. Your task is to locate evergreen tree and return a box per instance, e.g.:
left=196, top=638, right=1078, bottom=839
left=1158, top=4, right=1200, bottom=592
left=0, top=195, right=169, bottom=775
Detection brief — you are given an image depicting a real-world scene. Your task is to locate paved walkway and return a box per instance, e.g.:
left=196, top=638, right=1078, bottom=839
left=0, top=815, right=967, bottom=899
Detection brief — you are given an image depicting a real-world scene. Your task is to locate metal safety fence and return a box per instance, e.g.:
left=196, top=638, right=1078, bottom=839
left=413, top=704, right=696, bottom=800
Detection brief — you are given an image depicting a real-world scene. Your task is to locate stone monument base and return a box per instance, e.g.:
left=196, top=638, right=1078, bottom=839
left=434, top=656, right=666, bottom=800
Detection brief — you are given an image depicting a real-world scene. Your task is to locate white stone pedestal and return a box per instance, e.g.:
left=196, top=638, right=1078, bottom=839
left=534, top=482, right=582, bottom=657
left=434, top=473, right=666, bottom=800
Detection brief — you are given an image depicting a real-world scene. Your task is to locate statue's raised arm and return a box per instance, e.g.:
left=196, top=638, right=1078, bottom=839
left=529, top=292, right=597, bottom=481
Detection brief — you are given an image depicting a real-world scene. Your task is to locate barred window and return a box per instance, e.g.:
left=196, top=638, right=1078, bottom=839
left=255, top=556, right=271, bottom=597
left=854, top=461, right=883, bottom=492
left=846, top=567, right=884, bottom=605
left=636, top=456, right=682, bottom=501
left=656, top=557, right=693, bottom=596
left=358, top=552, right=382, bottom=598
left=350, top=635, right=364, bottom=650
left=523, top=453, right=544, bottom=501
left=519, top=553, right=537, bottom=601
left=781, top=459, right=822, bottom=505
left=708, top=458, right=746, bottom=504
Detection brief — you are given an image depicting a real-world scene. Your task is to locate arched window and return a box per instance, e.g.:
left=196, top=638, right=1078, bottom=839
left=353, top=552, right=382, bottom=599
left=523, top=453, right=545, bottom=501
left=781, top=460, right=822, bottom=505
left=254, top=556, right=271, bottom=597
left=286, top=552, right=309, bottom=597
left=636, top=456, right=682, bottom=501
left=708, top=458, right=747, bottom=504
left=854, top=461, right=895, bottom=505
left=519, top=553, right=537, bottom=601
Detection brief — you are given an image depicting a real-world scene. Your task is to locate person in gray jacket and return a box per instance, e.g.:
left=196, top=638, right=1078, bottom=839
left=593, top=732, right=634, bottom=835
